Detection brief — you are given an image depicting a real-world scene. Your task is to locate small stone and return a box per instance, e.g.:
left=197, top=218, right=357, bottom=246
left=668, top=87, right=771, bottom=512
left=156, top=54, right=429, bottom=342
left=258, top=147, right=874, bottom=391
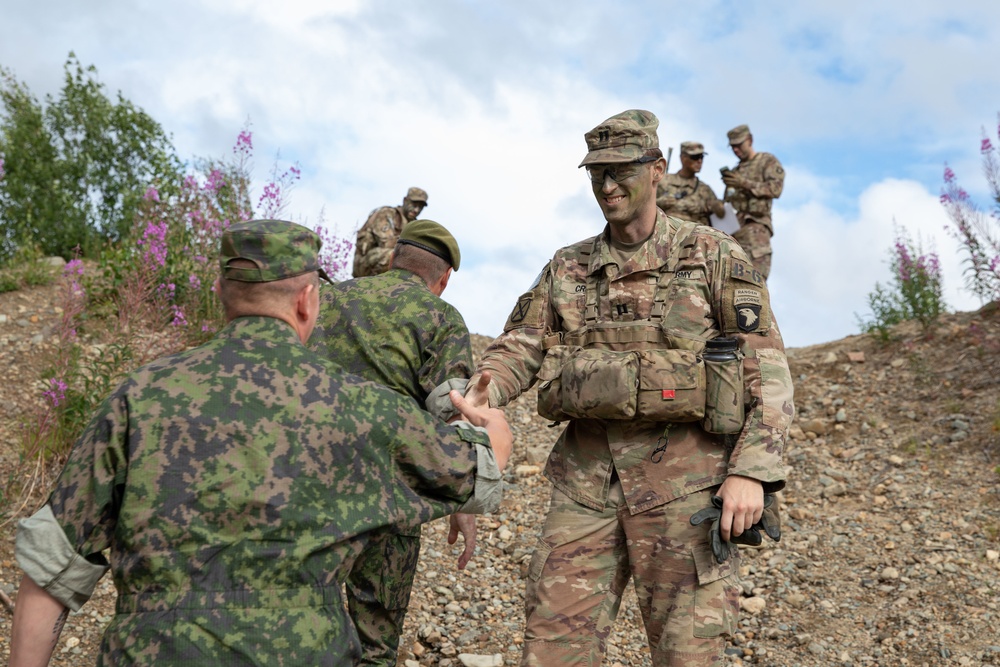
left=740, top=596, right=766, bottom=615
left=847, top=351, right=865, bottom=362
left=498, top=528, right=513, bottom=541
left=879, top=567, right=900, bottom=581
left=405, top=661, right=420, bottom=667
left=890, top=358, right=906, bottom=368
left=985, top=550, right=999, bottom=562
left=65, top=637, right=80, bottom=649
left=514, top=464, right=541, bottom=477
left=822, top=352, right=838, bottom=363
left=458, top=654, right=504, bottom=667
left=834, top=408, right=847, bottom=423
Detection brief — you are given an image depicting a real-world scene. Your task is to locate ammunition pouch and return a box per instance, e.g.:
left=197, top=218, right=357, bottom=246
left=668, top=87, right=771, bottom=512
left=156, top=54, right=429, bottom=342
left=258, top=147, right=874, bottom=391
left=536, top=345, right=706, bottom=424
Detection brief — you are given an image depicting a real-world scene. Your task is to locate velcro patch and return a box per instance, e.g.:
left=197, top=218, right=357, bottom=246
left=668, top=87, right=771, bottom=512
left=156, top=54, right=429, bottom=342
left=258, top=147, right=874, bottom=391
left=730, top=259, right=764, bottom=286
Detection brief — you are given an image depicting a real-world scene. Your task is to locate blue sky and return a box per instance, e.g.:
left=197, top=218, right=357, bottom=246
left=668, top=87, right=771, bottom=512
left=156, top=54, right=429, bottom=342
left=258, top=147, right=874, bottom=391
left=2, top=0, right=998, bottom=347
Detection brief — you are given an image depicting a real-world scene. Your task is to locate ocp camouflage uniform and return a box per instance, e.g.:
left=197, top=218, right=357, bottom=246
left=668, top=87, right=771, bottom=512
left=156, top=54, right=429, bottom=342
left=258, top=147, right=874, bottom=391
left=723, top=152, right=784, bottom=280
left=311, top=268, right=474, bottom=666
left=657, top=174, right=723, bottom=227
left=353, top=205, right=408, bottom=278
left=16, top=316, right=500, bottom=667
left=477, top=209, right=794, bottom=666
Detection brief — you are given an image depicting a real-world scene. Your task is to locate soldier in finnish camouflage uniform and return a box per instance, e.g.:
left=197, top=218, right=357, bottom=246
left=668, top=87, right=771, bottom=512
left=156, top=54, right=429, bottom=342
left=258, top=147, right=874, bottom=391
left=657, top=141, right=724, bottom=227
left=9, top=219, right=511, bottom=667
left=721, top=125, right=784, bottom=280
left=311, top=219, right=475, bottom=667
left=466, top=111, right=794, bottom=666
left=353, top=186, right=429, bottom=278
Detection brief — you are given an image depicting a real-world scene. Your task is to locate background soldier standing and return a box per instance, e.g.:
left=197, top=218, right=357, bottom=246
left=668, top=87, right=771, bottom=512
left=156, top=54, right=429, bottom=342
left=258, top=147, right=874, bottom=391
left=353, top=186, right=429, bottom=278
left=311, top=219, right=477, bottom=667
left=656, top=141, right=724, bottom=227
left=9, top=219, right=510, bottom=667
left=466, top=110, right=793, bottom=666
left=721, top=124, right=784, bottom=280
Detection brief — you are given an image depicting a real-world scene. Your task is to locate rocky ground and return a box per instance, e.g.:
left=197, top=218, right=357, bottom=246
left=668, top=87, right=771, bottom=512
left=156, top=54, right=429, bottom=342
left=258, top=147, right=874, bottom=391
left=1, top=274, right=999, bottom=666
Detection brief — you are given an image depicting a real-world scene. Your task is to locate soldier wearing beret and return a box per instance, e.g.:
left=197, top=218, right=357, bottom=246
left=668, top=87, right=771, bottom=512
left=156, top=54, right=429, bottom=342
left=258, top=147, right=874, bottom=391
left=9, top=219, right=511, bottom=667
left=466, top=111, right=793, bottom=666
left=353, top=186, right=429, bottom=278
left=656, top=141, right=725, bottom=227
left=721, top=125, right=784, bottom=280
left=311, top=219, right=476, bottom=667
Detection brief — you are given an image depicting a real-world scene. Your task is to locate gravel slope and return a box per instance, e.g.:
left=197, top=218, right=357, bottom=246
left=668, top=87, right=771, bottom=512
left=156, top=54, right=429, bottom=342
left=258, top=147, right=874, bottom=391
left=1, top=279, right=999, bottom=666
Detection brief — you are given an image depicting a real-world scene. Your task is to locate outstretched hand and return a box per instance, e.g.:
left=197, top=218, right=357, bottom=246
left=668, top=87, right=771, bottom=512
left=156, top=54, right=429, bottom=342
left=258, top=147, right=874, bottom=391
left=464, top=371, right=492, bottom=408
left=450, top=389, right=512, bottom=471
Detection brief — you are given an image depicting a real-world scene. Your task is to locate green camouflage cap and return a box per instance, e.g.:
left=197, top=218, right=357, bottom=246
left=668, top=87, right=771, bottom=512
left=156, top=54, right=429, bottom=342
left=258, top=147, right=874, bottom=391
left=579, top=109, right=660, bottom=167
left=406, top=187, right=429, bottom=204
left=396, top=219, right=461, bottom=270
left=728, top=124, right=751, bottom=145
left=220, top=219, right=332, bottom=284
left=680, top=141, right=706, bottom=156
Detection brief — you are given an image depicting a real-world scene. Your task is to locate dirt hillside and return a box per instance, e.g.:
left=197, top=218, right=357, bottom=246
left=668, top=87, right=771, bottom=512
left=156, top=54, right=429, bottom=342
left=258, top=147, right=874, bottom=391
left=1, top=275, right=999, bottom=666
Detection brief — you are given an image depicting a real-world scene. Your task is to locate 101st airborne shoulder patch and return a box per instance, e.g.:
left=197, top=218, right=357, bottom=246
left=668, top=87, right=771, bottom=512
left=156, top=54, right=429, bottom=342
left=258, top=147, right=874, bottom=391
left=722, top=258, right=770, bottom=334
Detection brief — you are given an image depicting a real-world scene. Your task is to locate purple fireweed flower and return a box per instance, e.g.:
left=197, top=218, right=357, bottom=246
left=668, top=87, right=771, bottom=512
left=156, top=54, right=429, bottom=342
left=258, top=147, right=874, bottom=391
left=982, top=138, right=994, bottom=153
left=143, top=187, right=160, bottom=202
left=188, top=274, right=202, bottom=290
left=943, top=165, right=956, bottom=183
left=63, top=259, right=85, bottom=277
left=235, top=130, right=253, bottom=158
left=43, top=378, right=68, bottom=408
left=139, top=220, right=169, bottom=269
left=170, top=305, right=188, bottom=327
left=205, top=168, right=226, bottom=193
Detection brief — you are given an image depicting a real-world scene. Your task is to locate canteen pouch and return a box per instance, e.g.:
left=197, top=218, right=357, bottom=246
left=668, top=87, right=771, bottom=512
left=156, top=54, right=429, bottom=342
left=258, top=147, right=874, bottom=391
left=702, top=350, right=745, bottom=434
left=537, top=346, right=706, bottom=423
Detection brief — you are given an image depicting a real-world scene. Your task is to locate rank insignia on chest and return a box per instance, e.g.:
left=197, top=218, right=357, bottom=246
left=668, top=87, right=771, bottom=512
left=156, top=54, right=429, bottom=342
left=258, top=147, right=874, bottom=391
left=734, top=288, right=762, bottom=332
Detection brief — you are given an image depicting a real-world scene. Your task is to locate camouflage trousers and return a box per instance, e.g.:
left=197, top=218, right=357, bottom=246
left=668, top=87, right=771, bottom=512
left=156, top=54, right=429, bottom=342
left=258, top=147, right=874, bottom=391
left=731, top=221, right=772, bottom=280
left=347, top=531, right=422, bottom=667
left=521, top=483, right=739, bottom=667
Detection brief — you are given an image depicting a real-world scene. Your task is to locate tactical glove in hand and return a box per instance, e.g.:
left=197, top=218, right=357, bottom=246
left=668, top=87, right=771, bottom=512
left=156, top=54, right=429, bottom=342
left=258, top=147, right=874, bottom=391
left=689, top=496, right=731, bottom=564
left=690, top=494, right=781, bottom=564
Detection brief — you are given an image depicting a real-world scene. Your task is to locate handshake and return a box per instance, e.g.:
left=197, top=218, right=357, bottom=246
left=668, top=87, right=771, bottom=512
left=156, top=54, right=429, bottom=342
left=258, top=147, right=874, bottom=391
left=690, top=494, right=781, bottom=564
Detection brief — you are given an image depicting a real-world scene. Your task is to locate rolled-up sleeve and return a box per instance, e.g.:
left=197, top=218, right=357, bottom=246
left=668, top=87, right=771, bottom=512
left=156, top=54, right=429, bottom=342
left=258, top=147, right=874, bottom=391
left=16, top=504, right=109, bottom=611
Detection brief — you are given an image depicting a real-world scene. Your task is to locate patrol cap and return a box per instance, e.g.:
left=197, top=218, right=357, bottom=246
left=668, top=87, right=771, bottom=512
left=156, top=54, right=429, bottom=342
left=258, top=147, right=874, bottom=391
left=579, top=109, right=660, bottom=167
left=220, top=219, right=332, bottom=284
left=727, top=124, right=751, bottom=145
left=406, top=187, right=429, bottom=205
left=396, top=219, right=461, bottom=271
left=680, top=141, right=706, bottom=156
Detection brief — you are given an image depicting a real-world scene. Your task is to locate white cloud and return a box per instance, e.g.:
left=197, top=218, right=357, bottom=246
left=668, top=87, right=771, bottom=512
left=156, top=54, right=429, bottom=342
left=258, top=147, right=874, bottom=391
left=771, top=178, right=982, bottom=348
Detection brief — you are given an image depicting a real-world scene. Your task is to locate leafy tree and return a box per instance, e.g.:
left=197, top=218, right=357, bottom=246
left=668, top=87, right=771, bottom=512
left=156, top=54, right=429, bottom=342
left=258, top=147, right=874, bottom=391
left=0, top=53, right=183, bottom=261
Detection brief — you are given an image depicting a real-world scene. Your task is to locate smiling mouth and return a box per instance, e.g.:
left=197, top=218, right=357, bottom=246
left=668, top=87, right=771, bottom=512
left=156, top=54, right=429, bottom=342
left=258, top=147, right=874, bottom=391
left=605, top=195, right=625, bottom=205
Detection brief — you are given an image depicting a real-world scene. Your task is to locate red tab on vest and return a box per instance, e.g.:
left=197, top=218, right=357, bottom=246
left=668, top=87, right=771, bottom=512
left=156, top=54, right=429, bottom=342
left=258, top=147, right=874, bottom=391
left=662, top=389, right=676, bottom=400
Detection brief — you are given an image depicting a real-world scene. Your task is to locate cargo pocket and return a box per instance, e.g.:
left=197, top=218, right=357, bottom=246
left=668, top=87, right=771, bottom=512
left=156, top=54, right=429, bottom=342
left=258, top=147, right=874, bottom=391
left=376, top=534, right=421, bottom=610
left=524, top=541, right=554, bottom=620
left=757, top=348, right=794, bottom=430
left=691, top=544, right=739, bottom=639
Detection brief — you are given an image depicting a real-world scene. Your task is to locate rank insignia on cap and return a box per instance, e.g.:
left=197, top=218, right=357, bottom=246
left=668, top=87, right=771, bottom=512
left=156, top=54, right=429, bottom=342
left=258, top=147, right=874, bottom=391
left=734, top=288, right=763, bottom=332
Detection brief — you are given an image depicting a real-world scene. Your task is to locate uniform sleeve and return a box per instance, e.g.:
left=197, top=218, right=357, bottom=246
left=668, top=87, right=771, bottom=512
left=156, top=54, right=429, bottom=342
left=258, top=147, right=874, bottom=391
left=418, top=306, right=474, bottom=400
left=744, top=155, right=785, bottom=200
left=356, top=208, right=399, bottom=276
left=474, top=264, right=553, bottom=408
left=711, top=247, right=793, bottom=492
left=16, top=385, right=131, bottom=608
left=382, top=389, right=498, bottom=524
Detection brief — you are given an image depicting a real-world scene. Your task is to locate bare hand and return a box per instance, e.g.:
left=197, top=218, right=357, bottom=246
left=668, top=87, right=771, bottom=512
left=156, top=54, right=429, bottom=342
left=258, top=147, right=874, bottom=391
left=715, top=475, right=764, bottom=542
left=448, top=514, right=477, bottom=570
left=450, top=389, right=512, bottom=470
left=464, top=371, right=492, bottom=408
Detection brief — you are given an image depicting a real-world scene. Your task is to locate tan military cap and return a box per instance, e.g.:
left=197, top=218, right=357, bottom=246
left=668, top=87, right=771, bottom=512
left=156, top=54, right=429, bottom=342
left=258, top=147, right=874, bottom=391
left=397, top=219, right=461, bottom=270
left=406, top=187, right=429, bottom=204
left=579, top=110, right=659, bottom=167
left=727, top=124, right=751, bottom=145
left=680, top=141, right=706, bottom=156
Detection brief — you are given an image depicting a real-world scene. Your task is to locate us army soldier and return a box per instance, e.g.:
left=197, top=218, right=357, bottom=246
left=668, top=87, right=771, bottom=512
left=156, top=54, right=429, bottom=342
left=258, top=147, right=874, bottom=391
left=353, top=186, right=429, bottom=278
left=10, top=219, right=511, bottom=667
left=311, top=219, right=476, bottom=667
left=466, top=111, right=794, bottom=666
left=656, top=141, right=724, bottom=227
left=721, top=125, right=784, bottom=280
